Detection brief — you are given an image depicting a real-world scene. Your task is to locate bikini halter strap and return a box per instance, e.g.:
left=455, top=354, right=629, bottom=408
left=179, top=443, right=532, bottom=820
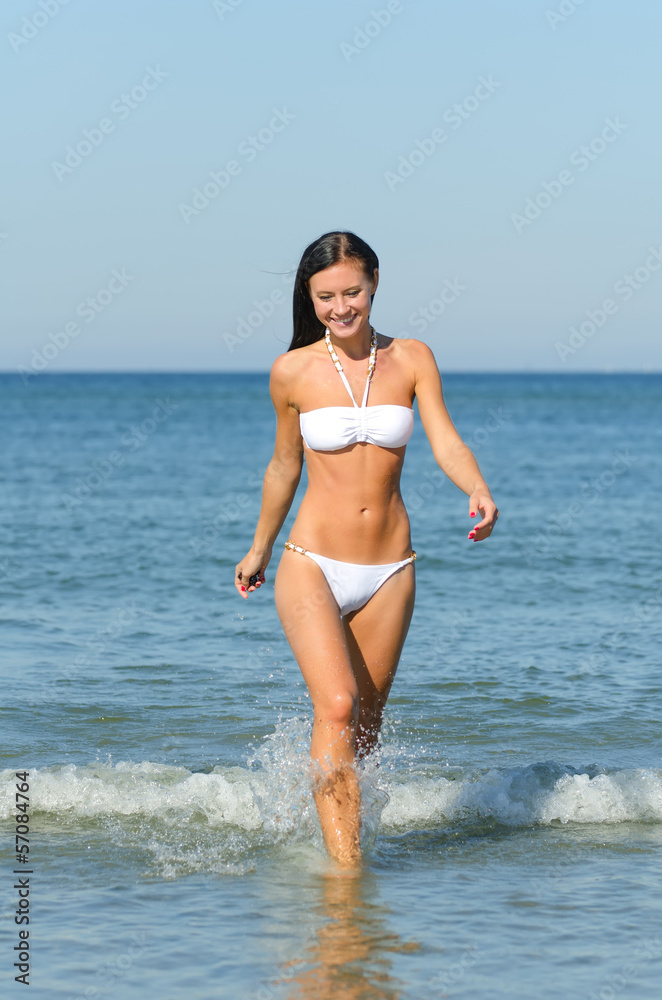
left=324, top=327, right=377, bottom=409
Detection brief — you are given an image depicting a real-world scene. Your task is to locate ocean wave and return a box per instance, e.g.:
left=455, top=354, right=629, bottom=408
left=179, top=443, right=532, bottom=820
left=381, top=761, right=662, bottom=829
left=3, top=753, right=661, bottom=832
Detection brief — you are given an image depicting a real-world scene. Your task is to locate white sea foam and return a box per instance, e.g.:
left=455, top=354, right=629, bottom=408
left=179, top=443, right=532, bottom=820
left=2, top=760, right=263, bottom=828
left=3, top=756, right=661, bottom=832
left=380, top=764, right=662, bottom=829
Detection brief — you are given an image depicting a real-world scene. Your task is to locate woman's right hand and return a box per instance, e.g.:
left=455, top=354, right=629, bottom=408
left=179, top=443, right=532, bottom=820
left=235, top=548, right=270, bottom=599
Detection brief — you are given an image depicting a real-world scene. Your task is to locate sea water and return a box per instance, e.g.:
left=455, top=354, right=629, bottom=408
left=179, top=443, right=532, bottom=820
left=1, top=371, right=661, bottom=999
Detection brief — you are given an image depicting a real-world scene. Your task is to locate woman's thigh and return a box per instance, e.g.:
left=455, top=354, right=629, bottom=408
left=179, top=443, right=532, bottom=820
left=274, top=548, right=357, bottom=711
left=342, top=562, right=416, bottom=709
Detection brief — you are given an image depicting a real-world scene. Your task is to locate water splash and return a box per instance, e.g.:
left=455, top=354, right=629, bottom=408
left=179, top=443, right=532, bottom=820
left=2, top=729, right=661, bottom=878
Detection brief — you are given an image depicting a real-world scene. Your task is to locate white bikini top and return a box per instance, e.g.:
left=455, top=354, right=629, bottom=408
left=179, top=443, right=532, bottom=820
left=299, top=340, right=414, bottom=453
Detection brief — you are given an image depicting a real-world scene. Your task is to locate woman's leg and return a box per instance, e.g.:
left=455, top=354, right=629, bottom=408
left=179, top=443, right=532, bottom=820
left=274, top=548, right=362, bottom=866
left=343, top=563, right=416, bottom=758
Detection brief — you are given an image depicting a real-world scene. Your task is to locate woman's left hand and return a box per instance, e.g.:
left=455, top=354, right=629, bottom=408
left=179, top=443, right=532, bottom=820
left=467, top=491, right=499, bottom=541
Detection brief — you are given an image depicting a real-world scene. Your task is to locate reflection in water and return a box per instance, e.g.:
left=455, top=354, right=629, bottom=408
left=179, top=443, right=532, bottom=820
left=275, top=868, right=420, bottom=1000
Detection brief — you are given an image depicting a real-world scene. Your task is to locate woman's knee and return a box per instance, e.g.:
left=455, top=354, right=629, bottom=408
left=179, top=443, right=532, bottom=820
left=315, top=688, right=358, bottom=729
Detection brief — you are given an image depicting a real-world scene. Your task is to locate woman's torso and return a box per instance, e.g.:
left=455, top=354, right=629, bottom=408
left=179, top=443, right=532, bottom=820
left=287, top=333, right=416, bottom=563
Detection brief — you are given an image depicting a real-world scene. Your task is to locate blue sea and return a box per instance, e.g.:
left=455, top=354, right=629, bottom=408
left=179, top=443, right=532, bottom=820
left=1, top=371, right=661, bottom=999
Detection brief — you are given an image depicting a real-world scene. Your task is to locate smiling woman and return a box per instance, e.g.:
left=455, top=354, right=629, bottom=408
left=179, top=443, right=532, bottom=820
left=234, top=230, right=499, bottom=866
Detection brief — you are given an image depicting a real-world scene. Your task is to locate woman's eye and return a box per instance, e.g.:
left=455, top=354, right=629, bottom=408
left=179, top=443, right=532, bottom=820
left=318, top=291, right=360, bottom=300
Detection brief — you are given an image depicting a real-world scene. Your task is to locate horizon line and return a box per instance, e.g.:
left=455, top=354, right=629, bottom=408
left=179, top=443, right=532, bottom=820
left=0, top=368, right=662, bottom=381
left=1, top=368, right=661, bottom=376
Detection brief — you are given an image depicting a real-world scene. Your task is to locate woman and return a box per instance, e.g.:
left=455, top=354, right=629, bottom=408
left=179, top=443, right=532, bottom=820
left=235, top=231, right=498, bottom=866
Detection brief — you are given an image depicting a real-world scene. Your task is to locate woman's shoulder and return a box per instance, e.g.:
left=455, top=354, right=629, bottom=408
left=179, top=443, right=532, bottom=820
left=384, top=334, right=435, bottom=354
left=381, top=335, right=439, bottom=371
left=270, top=341, right=323, bottom=389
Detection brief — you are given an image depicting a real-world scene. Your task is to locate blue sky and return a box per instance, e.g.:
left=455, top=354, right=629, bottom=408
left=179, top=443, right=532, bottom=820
left=2, top=0, right=661, bottom=373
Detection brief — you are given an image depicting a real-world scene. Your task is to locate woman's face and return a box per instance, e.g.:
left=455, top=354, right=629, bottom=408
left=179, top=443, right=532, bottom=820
left=308, top=261, right=378, bottom=338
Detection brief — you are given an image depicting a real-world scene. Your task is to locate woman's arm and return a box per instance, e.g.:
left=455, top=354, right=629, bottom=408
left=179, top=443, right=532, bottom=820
left=411, top=340, right=499, bottom=541
left=235, top=353, right=304, bottom=596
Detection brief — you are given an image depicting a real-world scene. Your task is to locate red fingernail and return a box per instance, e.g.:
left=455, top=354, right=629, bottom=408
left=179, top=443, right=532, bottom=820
left=470, top=511, right=476, bottom=517
left=240, top=586, right=246, bottom=591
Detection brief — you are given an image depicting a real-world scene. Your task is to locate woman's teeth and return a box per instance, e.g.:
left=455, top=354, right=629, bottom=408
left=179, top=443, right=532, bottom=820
left=334, top=317, right=354, bottom=325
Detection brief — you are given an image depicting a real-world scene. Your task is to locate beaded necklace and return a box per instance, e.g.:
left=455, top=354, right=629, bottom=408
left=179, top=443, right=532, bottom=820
left=324, top=326, right=377, bottom=384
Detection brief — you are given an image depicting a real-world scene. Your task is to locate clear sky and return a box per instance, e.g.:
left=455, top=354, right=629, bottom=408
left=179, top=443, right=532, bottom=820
left=2, top=0, right=661, bottom=373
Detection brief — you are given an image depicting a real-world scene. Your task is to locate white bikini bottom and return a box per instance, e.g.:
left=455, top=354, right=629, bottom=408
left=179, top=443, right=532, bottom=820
left=284, top=540, right=416, bottom=616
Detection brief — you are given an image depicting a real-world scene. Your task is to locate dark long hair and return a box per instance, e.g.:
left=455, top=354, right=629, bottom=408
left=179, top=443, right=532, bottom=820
left=288, top=231, right=379, bottom=351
